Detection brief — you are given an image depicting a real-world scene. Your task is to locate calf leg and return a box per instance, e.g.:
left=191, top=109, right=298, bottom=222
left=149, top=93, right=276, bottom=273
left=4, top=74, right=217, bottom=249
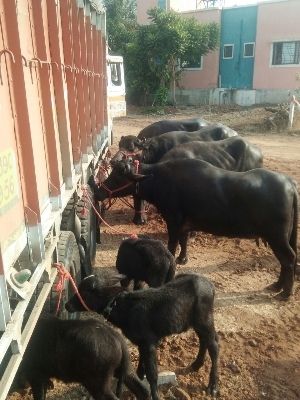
left=133, top=197, right=146, bottom=225
left=190, top=326, right=218, bottom=398
left=140, top=344, right=159, bottom=400
left=137, top=346, right=145, bottom=380
left=85, top=375, right=119, bottom=400
left=206, top=331, right=219, bottom=397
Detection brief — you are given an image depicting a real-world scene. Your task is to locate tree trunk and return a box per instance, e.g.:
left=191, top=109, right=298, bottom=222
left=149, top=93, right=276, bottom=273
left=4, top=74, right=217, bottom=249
left=171, top=60, right=177, bottom=106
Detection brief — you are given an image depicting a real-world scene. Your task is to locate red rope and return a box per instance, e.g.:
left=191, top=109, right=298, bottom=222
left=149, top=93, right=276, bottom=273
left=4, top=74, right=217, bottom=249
left=53, top=262, right=91, bottom=314
left=81, top=185, right=138, bottom=237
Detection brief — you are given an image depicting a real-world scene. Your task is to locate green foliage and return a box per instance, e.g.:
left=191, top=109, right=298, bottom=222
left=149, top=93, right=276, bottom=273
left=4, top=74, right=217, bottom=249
left=103, top=0, right=137, bottom=54
left=104, top=2, right=219, bottom=105
left=153, top=86, right=169, bottom=107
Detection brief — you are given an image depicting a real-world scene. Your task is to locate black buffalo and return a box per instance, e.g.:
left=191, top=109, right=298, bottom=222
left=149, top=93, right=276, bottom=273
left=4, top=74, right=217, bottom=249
left=89, top=159, right=298, bottom=299
left=116, top=235, right=176, bottom=289
left=66, top=273, right=219, bottom=400
left=143, top=132, right=257, bottom=165
left=14, top=316, right=149, bottom=400
left=160, top=136, right=263, bottom=171
left=118, top=123, right=237, bottom=154
left=138, top=118, right=210, bottom=139
left=122, top=135, right=263, bottom=224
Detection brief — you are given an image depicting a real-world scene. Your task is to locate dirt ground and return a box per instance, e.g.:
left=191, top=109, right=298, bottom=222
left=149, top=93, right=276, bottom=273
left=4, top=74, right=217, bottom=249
left=9, top=105, right=300, bottom=400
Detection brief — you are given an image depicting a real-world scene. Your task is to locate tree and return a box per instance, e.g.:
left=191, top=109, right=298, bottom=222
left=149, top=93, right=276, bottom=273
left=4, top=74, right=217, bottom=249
left=130, top=8, right=219, bottom=105
left=103, top=2, right=219, bottom=106
left=103, top=0, right=137, bottom=54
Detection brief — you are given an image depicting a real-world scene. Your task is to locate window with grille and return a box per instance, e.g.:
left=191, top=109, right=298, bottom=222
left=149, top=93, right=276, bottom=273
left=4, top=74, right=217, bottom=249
left=223, top=44, right=234, bottom=59
left=272, top=41, right=300, bottom=65
left=244, top=42, right=255, bottom=58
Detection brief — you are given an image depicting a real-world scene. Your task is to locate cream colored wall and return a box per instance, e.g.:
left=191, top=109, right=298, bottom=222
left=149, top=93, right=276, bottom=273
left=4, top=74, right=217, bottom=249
left=179, top=9, right=221, bottom=89
left=253, top=0, right=300, bottom=89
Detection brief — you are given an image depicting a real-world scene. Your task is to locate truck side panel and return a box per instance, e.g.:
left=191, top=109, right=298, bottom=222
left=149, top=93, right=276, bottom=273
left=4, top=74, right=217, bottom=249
left=0, top=0, right=109, bottom=397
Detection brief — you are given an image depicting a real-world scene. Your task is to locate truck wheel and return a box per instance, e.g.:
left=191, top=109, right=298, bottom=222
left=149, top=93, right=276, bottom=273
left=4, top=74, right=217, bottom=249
left=50, top=231, right=81, bottom=319
left=60, top=195, right=81, bottom=241
left=76, top=187, right=97, bottom=277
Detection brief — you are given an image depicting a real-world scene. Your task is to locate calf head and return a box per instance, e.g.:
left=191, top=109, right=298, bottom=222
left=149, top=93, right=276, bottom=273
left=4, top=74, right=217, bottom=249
left=65, top=275, right=124, bottom=313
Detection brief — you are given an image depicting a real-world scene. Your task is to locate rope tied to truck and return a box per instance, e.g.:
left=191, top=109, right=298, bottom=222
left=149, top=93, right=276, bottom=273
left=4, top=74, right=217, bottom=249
left=53, top=262, right=91, bottom=314
left=81, top=184, right=139, bottom=238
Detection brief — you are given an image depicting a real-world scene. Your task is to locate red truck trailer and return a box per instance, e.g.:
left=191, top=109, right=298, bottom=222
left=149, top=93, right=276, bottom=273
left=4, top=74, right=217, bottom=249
left=0, top=1, right=112, bottom=397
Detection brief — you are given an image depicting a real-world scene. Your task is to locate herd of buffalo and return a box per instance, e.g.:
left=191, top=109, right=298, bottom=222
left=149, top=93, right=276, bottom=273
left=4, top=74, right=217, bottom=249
left=14, top=118, right=298, bottom=400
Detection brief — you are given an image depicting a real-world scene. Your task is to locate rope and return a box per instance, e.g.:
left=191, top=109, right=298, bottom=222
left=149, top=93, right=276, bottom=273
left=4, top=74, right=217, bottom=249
left=82, top=160, right=142, bottom=233
left=53, top=262, right=91, bottom=314
left=81, top=185, right=138, bottom=237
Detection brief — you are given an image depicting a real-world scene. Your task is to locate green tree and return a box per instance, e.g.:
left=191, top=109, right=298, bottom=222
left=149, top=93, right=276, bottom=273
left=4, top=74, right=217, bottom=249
left=103, top=0, right=137, bottom=54
left=103, top=3, right=219, bottom=106
left=130, top=8, right=219, bottom=105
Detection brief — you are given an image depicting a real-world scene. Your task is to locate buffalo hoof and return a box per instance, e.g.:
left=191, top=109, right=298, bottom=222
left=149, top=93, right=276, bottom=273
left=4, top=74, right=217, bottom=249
left=206, top=384, right=218, bottom=398
left=176, top=256, right=188, bottom=265
left=132, top=216, right=147, bottom=225
left=295, top=263, right=300, bottom=279
left=265, top=281, right=282, bottom=292
left=274, top=290, right=293, bottom=301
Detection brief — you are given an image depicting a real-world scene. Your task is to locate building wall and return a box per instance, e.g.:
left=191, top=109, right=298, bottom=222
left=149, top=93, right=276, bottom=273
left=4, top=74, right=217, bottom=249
left=137, top=0, right=300, bottom=105
left=179, top=9, right=221, bottom=90
left=253, top=0, right=300, bottom=90
left=136, top=0, right=158, bottom=24
left=219, top=6, right=257, bottom=89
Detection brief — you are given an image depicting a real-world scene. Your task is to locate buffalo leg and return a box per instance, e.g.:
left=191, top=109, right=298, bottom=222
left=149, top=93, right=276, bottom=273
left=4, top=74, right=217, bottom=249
left=166, top=222, right=180, bottom=257
left=140, top=344, right=159, bottom=400
left=133, top=197, right=146, bottom=225
left=30, top=381, right=47, bottom=400
left=268, top=239, right=296, bottom=298
left=177, top=232, right=189, bottom=265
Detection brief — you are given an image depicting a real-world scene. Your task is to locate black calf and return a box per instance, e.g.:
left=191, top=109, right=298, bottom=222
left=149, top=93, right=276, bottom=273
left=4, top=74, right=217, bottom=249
left=116, top=235, right=176, bottom=289
left=66, top=273, right=219, bottom=400
left=15, top=316, right=149, bottom=400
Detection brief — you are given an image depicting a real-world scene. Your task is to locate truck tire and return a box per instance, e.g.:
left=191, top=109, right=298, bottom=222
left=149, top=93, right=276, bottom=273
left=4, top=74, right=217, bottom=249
left=50, top=231, right=81, bottom=319
left=60, top=195, right=81, bottom=241
left=76, top=187, right=98, bottom=277
left=60, top=197, right=76, bottom=232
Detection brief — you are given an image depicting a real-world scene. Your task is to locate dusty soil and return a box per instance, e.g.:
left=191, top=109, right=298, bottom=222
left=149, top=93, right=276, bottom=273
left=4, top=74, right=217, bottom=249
left=9, top=106, right=300, bottom=400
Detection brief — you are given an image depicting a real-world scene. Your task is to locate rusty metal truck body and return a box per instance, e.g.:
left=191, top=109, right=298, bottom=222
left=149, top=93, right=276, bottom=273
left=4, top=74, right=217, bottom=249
left=0, top=1, right=111, bottom=397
